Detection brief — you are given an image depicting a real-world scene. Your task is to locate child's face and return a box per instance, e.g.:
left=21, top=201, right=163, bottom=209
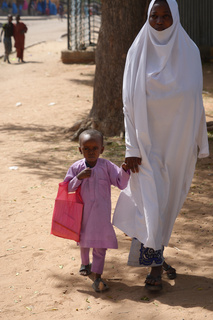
left=79, top=134, right=104, bottom=167
left=149, top=1, right=173, bottom=31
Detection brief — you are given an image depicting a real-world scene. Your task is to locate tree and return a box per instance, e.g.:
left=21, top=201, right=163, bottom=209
left=71, top=0, right=150, bottom=139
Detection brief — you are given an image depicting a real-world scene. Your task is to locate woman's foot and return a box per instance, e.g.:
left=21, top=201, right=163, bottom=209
left=145, top=266, right=162, bottom=291
left=163, top=261, right=176, bottom=279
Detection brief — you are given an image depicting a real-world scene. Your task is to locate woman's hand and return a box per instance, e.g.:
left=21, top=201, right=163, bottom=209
left=125, top=157, right=142, bottom=173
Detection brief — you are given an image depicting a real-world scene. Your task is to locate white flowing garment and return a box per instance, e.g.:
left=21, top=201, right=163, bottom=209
left=113, top=0, right=209, bottom=250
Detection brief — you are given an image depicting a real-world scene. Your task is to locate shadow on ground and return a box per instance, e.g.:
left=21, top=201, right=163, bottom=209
left=48, top=262, right=213, bottom=311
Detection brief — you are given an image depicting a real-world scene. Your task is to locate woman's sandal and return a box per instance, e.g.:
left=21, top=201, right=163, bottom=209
left=92, top=278, right=109, bottom=292
left=163, top=263, right=176, bottom=280
left=79, top=263, right=91, bottom=276
left=145, top=274, right=162, bottom=291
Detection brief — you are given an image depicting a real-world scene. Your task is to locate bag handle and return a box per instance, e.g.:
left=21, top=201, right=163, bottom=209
left=56, top=181, right=83, bottom=204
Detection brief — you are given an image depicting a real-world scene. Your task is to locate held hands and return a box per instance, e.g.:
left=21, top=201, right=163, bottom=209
left=121, top=162, right=129, bottom=172
left=125, top=157, right=142, bottom=173
left=76, top=158, right=141, bottom=179
left=77, top=168, right=92, bottom=180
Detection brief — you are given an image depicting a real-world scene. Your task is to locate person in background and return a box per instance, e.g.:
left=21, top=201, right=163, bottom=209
left=1, top=0, right=9, bottom=14
left=58, top=2, right=64, bottom=21
left=0, top=14, right=14, bottom=63
left=14, top=14, right=27, bottom=63
left=12, top=2, right=18, bottom=15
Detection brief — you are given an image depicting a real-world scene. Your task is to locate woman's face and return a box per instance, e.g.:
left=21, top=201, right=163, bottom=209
left=149, top=0, right=173, bottom=31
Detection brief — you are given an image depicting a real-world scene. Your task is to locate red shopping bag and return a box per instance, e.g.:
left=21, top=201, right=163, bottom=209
left=51, top=182, right=83, bottom=242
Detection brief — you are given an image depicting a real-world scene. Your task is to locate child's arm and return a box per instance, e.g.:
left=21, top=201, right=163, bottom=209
left=121, top=162, right=130, bottom=172
left=108, top=161, right=130, bottom=190
left=64, top=165, right=91, bottom=192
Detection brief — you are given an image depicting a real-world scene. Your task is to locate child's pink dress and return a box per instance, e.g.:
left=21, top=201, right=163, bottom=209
left=64, top=158, right=129, bottom=249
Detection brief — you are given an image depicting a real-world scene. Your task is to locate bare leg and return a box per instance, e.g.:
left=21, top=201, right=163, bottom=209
left=147, top=266, right=162, bottom=285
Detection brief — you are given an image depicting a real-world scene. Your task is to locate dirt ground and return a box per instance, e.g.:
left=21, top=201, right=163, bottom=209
left=0, top=37, right=213, bottom=320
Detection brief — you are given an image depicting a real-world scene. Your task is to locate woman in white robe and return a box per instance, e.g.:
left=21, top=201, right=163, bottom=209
left=113, top=0, right=209, bottom=291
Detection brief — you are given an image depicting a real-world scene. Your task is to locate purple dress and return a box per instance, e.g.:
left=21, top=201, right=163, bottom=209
left=64, top=158, right=129, bottom=249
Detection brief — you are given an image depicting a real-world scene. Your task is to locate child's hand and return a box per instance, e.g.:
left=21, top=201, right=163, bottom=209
left=77, top=168, right=92, bottom=180
left=122, top=162, right=129, bottom=172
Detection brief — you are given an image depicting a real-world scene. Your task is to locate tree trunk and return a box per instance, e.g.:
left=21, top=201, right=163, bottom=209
left=70, top=0, right=149, bottom=139
left=89, top=0, right=149, bottom=136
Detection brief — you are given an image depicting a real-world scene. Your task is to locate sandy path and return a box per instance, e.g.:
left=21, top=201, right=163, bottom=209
left=0, top=37, right=212, bottom=320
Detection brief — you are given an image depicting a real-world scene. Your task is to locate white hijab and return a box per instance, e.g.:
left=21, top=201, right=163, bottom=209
left=113, top=0, right=209, bottom=250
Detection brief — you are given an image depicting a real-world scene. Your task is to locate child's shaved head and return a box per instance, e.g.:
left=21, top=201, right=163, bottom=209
left=79, top=129, right=104, bottom=146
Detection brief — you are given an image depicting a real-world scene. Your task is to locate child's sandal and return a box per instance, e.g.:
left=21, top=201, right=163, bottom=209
left=79, top=263, right=91, bottom=276
left=92, top=278, right=109, bottom=292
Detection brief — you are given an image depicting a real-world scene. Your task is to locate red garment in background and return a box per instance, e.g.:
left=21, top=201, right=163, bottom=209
left=14, top=22, right=28, bottom=60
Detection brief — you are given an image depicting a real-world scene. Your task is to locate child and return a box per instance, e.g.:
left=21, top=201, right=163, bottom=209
left=64, top=129, right=130, bottom=292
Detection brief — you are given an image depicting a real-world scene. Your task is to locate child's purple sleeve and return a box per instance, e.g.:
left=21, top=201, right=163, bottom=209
left=108, top=161, right=130, bottom=190
left=64, top=165, right=82, bottom=192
